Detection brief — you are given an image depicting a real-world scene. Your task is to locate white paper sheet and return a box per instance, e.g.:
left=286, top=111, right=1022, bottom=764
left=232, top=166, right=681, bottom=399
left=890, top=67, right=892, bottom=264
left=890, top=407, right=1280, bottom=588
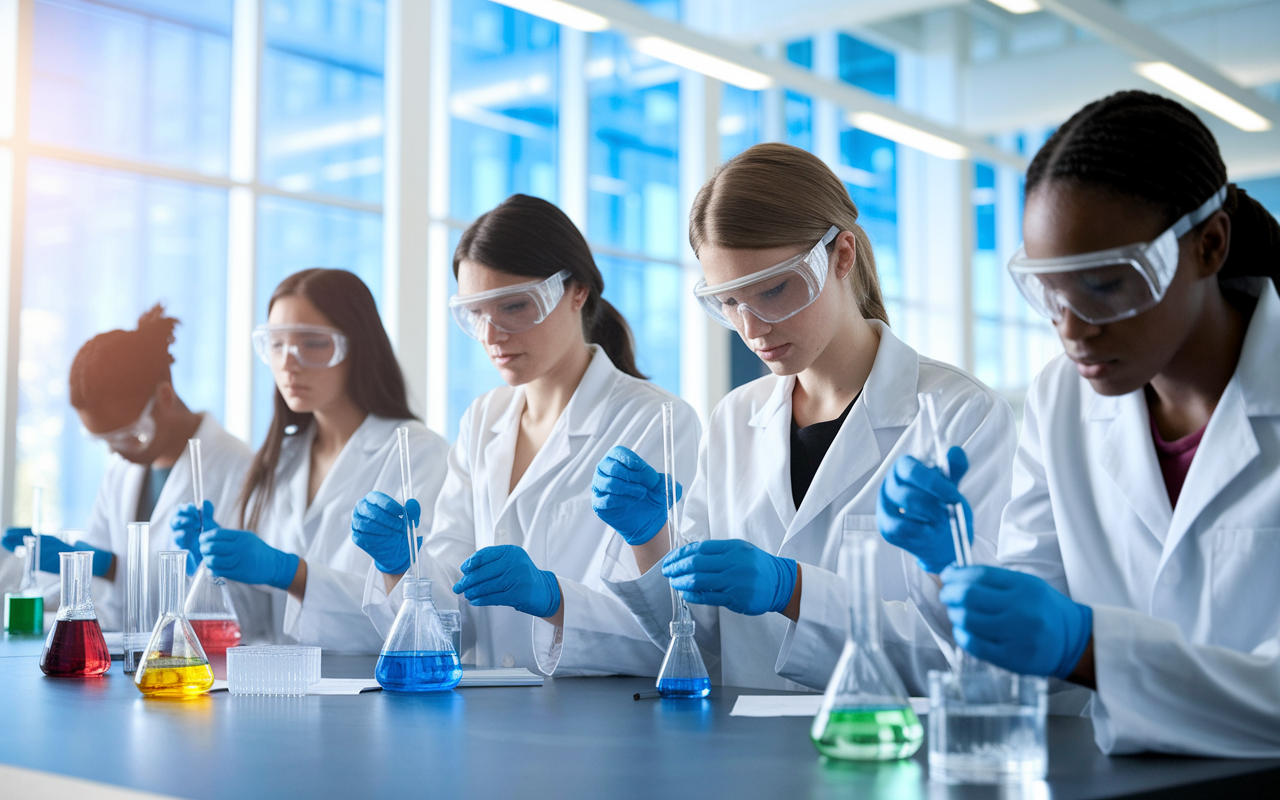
left=729, top=695, right=930, bottom=717
left=457, top=668, right=543, bottom=687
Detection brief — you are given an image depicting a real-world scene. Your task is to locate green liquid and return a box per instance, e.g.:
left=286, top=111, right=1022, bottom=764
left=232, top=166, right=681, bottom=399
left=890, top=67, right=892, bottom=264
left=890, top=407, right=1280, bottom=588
left=811, top=705, right=924, bottom=761
left=4, top=594, right=44, bottom=635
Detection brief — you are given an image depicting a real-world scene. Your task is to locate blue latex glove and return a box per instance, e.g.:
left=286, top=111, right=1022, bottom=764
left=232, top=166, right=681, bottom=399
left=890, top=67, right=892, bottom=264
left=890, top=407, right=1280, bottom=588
left=878, top=447, right=974, bottom=574
left=199, top=526, right=300, bottom=591
left=591, top=446, right=682, bottom=546
left=452, top=545, right=561, bottom=618
left=351, top=491, right=422, bottom=575
left=940, top=565, right=1093, bottom=679
left=662, top=539, right=797, bottom=616
left=2, top=530, right=111, bottom=576
left=172, top=500, right=216, bottom=575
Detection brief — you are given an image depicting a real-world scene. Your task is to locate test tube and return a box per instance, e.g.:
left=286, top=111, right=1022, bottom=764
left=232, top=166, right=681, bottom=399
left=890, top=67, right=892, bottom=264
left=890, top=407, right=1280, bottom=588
left=395, top=427, right=419, bottom=579
left=922, top=394, right=972, bottom=568
left=123, top=522, right=151, bottom=674
left=188, top=439, right=204, bottom=530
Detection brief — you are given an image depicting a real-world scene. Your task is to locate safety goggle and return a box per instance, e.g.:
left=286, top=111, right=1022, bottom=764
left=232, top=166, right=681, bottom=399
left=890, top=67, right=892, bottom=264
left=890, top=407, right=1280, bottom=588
left=448, top=269, right=572, bottom=340
left=1008, top=186, right=1226, bottom=326
left=85, top=394, right=157, bottom=455
left=694, top=227, right=839, bottom=329
left=252, top=324, right=350, bottom=370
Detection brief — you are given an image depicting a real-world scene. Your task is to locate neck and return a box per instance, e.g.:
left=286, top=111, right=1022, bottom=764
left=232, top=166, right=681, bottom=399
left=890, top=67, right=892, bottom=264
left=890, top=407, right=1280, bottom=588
left=523, top=343, right=593, bottom=426
left=792, top=315, right=879, bottom=427
left=312, top=396, right=368, bottom=456
left=151, top=406, right=203, bottom=469
left=1148, top=289, right=1246, bottom=440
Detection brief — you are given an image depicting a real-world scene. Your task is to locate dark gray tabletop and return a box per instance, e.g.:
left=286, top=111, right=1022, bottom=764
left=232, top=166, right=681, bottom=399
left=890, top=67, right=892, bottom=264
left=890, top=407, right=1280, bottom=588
left=1, top=636, right=1277, bottom=799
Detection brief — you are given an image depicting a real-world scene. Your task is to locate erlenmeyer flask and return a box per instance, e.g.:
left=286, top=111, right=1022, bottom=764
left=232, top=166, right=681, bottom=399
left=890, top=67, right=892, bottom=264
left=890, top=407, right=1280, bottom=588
left=184, top=562, right=242, bottom=655
left=375, top=577, right=461, bottom=692
left=810, top=520, right=923, bottom=760
left=40, top=551, right=111, bottom=677
left=4, top=535, right=44, bottom=635
left=135, top=551, right=214, bottom=697
left=656, top=616, right=711, bottom=698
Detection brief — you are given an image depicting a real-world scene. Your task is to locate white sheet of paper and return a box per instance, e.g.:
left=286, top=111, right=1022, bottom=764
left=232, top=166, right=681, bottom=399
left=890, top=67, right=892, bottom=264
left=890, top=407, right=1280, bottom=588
left=729, top=695, right=930, bottom=717
left=457, top=668, right=543, bottom=687
left=306, top=679, right=382, bottom=695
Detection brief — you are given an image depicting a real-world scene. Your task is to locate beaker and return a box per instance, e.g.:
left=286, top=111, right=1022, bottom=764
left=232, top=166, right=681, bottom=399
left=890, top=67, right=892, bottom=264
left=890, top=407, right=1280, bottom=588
left=810, top=520, right=923, bottom=760
left=40, top=551, right=111, bottom=677
left=375, top=577, right=461, bottom=692
left=4, top=535, right=44, bottom=635
left=928, top=667, right=1047, bottom=784
left=123, top=522, right=152, bottom=673
left=184, top=563, right=242, bottom=655
left=135, top=551, right=214, bottom=697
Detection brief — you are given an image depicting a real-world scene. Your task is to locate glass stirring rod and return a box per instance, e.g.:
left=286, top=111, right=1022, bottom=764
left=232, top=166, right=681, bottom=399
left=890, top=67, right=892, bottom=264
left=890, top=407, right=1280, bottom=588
left=396, top=427, right=420, bottom=581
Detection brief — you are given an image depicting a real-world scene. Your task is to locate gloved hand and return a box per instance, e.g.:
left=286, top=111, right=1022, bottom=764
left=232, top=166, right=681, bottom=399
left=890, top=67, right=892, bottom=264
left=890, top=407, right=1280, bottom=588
left=351, top=491, right=422, bottom=575
left=662, top=539, right=797, bottom=616
left=2, top=529, right=112, bottom=576
left=878, top=447, right=974, bottom=574
left=172, top=500, right=216, bottom=575
left=940, top=565, right=1093, bottom=679
left=199, top=527, right=300, bottom=591
left=452, top=545, right=561, bottom=618
left=591, top=446, right=682, bottom=546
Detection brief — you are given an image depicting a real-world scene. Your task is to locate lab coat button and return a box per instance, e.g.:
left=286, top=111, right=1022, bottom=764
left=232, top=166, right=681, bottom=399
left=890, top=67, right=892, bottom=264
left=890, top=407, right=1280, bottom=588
left=502, top=654, right=516, bottom=668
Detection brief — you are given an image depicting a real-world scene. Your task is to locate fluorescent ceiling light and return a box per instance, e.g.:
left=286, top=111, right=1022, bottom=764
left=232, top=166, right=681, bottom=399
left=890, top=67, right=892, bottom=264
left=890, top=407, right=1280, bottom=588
left=1134, top=62, right=1272, bottom=132
left=633, top=37, right=774, bottom=91
left=986, top=0, right=1041, bottom=12
left=493, top=0, right=608, bottom=32
left=847, top=112, right=969, bottom=160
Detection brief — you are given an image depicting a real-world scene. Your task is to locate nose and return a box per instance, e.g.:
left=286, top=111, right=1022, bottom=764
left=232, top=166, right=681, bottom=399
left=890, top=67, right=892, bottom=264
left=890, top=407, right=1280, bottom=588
left=481, top=318, right=507, bottom=346
left=1055, top=307, right=1102, bottom=342
left=738, top=308, right=771, bottom=341
left=279, top=346, right=303, bottom=372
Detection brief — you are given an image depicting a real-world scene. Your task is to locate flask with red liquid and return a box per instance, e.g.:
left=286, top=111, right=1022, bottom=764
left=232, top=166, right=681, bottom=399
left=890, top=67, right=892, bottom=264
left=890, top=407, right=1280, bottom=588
left=40, top=551, right=110, bottom=677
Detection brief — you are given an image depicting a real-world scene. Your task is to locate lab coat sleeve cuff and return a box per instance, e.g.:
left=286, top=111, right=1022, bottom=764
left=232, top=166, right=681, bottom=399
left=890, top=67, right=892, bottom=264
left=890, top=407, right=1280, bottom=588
left=601, top=558, right=676, bottom=650
left=361, top=562, right=403, bottom=640
left=535, top=578, right=667, bottom=678
left=775, top=565, right=847, bottom=690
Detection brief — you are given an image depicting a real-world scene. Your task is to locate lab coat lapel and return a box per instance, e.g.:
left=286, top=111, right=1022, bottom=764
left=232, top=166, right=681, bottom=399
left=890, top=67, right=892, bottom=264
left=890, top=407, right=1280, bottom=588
left=750, top=375, right=797, bottom=532
left=1092, top=392, right=1172, bottom=544
left=485, top=390, right=523, bottom=525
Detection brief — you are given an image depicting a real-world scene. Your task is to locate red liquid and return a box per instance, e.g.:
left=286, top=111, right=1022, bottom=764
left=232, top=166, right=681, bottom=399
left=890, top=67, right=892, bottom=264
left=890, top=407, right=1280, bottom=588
left=190, top=617, right=242, bottom=655
left=40, top=618, right=111, bottom=677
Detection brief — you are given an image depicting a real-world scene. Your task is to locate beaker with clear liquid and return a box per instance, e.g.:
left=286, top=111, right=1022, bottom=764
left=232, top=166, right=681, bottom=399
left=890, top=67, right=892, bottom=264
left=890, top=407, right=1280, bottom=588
left=40, top=551, right=111, bottom=677
left=135, top=551, right=215, bottom=697
left=4, top=535, right=44, bottom=635
left=928, top=667, right=1047, bottom=783
left=810, top=520, right=923, bottom=760
left=375, top=577, right=462, bottom=692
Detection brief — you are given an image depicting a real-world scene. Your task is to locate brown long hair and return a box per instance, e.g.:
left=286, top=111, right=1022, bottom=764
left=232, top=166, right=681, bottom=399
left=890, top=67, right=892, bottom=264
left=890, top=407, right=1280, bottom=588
left=237, top=269, right=415, bottom=530
left=689, top=142, right=889, bottom=324
left=453, top=194, right=645, bottom=378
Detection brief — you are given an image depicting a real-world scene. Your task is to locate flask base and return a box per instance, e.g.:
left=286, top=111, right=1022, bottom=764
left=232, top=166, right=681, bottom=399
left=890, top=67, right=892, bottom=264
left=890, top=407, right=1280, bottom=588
left=375, top=651, right=462, bottom=692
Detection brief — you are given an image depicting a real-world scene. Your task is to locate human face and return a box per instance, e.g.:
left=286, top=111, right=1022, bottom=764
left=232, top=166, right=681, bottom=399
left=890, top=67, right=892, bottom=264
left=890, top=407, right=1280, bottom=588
left=266, top=295, right=352, bottom=414
left=697, top=232, right=857, bottom=377
left=79, top=391, right=161, bottom=464
left=1022, top=182, right=1229, bottom=396
left=455, top=260, right=589, bottom=387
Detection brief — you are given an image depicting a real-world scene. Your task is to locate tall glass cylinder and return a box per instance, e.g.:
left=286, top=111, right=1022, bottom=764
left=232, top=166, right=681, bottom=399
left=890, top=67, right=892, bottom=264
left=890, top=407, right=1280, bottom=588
left=123, top=523, right=152, bottom=673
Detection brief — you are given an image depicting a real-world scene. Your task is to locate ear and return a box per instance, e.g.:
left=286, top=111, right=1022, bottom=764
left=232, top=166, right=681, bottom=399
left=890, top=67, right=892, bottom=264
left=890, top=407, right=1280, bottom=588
left=1194, top=210, right=1231, bottom=279
left=832, top=231, right=858, bottom=282
left=154, top=381, right=176, bottom=411
left=571, top=282, right=589, bottom=313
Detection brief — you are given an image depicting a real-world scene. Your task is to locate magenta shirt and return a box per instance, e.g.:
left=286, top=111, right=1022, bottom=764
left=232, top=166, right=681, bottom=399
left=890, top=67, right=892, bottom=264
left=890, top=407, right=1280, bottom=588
left=1149, top=412, right=1207, bottom=507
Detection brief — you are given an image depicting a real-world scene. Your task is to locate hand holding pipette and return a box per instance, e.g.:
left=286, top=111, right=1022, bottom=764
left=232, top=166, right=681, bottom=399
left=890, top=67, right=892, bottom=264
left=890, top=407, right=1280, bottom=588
left=591, top=445, right=683, bottom=546
left=877, top=451, right=974, bottom=575
left=351, top=492, right=422, bottom=575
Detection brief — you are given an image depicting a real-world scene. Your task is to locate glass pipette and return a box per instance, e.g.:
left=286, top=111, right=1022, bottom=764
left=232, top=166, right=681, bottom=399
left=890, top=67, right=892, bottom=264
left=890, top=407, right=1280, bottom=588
left=189, top=438, right=226, bottom=586
left=396, top=427, right=420, bottom=581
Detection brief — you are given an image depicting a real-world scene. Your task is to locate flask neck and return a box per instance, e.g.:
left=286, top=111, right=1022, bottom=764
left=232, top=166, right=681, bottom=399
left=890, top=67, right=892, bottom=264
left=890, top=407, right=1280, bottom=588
left=402, top=577, right=435, bottom=604
left=158, top=552, right=188, bottom=617
left=57, top=551, right=96, bottom=620
left=844, top=533, right=881, bottom=649
left=17, top=535, right=38, bottom=594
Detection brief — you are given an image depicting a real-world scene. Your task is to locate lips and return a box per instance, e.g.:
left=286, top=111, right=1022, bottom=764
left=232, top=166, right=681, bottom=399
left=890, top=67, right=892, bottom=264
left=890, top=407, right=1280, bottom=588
left=1069, top=354, right=1116, bottom=380
left=490, top=351, right=521, bottom=366
left=755, top=343, right=792, bottom=362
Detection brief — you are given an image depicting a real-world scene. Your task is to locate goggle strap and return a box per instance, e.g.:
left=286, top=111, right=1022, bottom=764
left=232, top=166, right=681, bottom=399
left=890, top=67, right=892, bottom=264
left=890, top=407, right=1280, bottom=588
left=1170, top=185, right=1228, bottom=239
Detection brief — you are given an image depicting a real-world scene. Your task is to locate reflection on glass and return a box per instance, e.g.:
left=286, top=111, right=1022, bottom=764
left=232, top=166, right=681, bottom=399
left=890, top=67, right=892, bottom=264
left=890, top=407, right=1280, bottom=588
left=19, top=159, right=228, bottom=531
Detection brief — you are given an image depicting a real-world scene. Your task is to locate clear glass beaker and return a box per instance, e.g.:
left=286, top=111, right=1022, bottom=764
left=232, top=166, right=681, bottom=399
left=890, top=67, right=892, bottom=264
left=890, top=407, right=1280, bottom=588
left=184, top=562, right=242, bottom=655
left=4, top=535, right=44, bottom=635
left=810, top=521, right=923, bottom=760
left=375, top=577, right=461, bottom=692
left=135, top=551, right=215, bottom=697
left=40, top=551, right=111, bottom=677
left=123, top=522, right=152, bottom=673
left=928, top=666, right=1047, bottom=784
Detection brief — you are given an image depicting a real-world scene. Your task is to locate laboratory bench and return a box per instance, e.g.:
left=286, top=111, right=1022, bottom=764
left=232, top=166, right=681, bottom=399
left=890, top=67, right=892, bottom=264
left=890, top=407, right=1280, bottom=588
left=0, top=637, right=1278, bottom=799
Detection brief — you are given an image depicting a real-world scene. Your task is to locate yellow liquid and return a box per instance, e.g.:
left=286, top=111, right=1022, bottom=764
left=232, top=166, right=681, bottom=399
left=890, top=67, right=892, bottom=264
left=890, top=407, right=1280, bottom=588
left=135, top=657, right=215, bottom=697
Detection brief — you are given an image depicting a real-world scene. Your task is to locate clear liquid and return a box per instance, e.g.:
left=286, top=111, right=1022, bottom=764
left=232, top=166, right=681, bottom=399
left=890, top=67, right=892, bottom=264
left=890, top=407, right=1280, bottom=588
left=656, top=676, right=711, bottom=698
left=811, top=706, right=924, bottom=761
left=375, top=651, right=462, bottom=692
left=928, top=703, right=1046, bottom=783
left=136, top=656, right=215, bottom=697
left=4, top=594, right=43, bottom=634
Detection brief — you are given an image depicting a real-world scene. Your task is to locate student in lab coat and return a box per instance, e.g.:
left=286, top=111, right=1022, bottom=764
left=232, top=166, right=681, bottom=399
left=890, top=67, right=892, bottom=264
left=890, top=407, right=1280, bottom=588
left=352, top=194, right=699, bottom=676
left=591, top=143, right=1016, bottom=693
left=172, top=269, right=449, bottom=653
left=1, top=305, right=252, bottom=631
left=886, top=91, right=1280, bottom=756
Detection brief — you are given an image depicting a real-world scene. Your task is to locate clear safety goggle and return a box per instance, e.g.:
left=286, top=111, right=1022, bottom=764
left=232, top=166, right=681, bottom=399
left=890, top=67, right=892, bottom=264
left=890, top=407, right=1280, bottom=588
left=694, top=227, right=839, bottom=329
left=448, top=269, right=572, bottom=340
left=1008, top=186, right=1227, bottom=326
left=252, top=324, right=350, bottom=369
left=85, top=394, right=157, bottom=454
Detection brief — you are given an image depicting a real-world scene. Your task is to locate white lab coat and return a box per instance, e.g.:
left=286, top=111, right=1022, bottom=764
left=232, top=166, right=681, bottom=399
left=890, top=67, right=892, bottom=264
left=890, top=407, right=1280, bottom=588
left=80, top=413, right=253, bottom=631
left=244, top=415, right=449, bottom=654
left=363, top=346, right=701, bottom=677
left=996, top=278, right=1280, bottom=757
left=603, top=322, right=1017, bottom=693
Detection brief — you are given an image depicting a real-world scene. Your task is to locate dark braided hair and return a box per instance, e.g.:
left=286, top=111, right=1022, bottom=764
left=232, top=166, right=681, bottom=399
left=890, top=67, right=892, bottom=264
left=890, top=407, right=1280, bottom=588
left=1026, top=90, right=1280, bottom=285
left=69, top=304, right=177, bottom=414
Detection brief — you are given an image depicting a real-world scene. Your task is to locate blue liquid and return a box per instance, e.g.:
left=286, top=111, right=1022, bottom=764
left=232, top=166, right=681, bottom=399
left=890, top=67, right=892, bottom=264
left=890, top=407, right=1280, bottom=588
left=657, top=676, right=711, bottom=698
left=375, top=651, right=462, bottom=693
